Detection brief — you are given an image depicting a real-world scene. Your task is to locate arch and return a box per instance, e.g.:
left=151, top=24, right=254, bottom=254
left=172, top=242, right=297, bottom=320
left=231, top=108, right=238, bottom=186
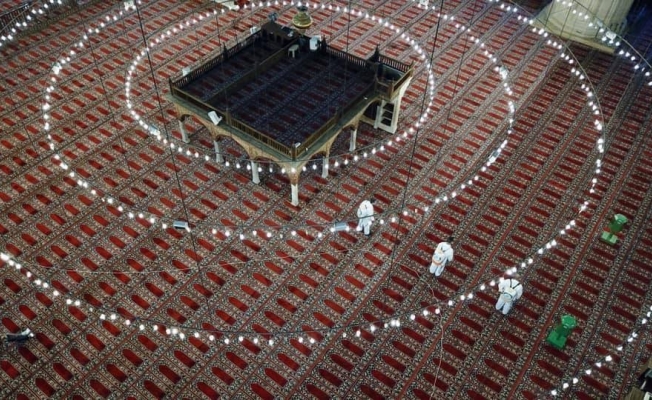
left=362, top=99, right=382, bottom=122
left=191, top=116, right=263, bottom=162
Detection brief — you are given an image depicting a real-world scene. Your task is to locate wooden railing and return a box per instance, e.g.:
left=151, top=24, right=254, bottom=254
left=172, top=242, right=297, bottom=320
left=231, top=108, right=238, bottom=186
left=171, top=52, right=225, bottom=88
left=295, top=114, right=338, bottom=156
left=171, top=31, right=263, bottom=88
left=374, top=78, right=391, bottom=96
left=387, top=65, right=414, bottom=98
left=378, top=55, right=412, bottom=73
left=169, top=82, right=218, bottom=113
left=170, top=79, right=294, bottom=158
left=371, top=64, right=414, bottom=99
left=325, top=46, right=369, bottom=69
left=169, top=31, right=412, bottom=160
left=295, top=81, right=376, bottom=156
left=228, top=117, right=293, bottom=158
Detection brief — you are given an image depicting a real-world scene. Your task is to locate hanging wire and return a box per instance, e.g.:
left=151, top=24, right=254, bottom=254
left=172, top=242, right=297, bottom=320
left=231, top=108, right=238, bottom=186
left=387, top=0, right=447, bottom=280
left=346, top=0, right=459, bottom=388
left=327, top=3, right=334, bottom=125
left=343, top=0, right=352, bottom=115
left=133, top=0, right=214, bottom=318
left=428, top=308, right=445, bottom=400
left=85, top=21, right=134, bottom=178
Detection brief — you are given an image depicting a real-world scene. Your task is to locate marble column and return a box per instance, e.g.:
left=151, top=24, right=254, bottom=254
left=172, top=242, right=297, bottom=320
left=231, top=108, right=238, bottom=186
left=389, top=99, right=400, bottom=134
left=322, top=155, right=329, bottom=178
left=251, top=161, right=260, bottom=184
left=373, top=104, right=381, bottom=129
left=179, top=120, right=189, bottom=143
left=291, top=183, right=299, bottom=206
left=287, top=172, right=300, bottom=206
left=213, top=140, right=223, bottom=163
left=349, top=128, right=357, bottom=151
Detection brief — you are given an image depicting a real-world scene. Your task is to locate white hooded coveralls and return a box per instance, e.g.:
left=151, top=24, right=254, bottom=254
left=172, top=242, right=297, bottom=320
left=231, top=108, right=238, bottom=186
left=496, top=278, right=523, bottom=315
left=356, top=200, right=375, bottom=235
left=429, top=241, right=454, bottom=277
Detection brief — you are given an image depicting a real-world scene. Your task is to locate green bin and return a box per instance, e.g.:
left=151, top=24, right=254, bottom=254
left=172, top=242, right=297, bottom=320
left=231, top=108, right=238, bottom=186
left=546, top=315, right=577, bottom=350
left=601, top=214, right=627, bottom=245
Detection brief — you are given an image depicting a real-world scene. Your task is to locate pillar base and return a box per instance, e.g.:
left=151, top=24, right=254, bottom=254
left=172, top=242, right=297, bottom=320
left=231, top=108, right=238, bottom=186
left=546, top=332, right=568, bottom=350
left=214, top=141, right=224, bottom=163
left=179, top=120, right=190, bottom=143
left=601, top=231, right=619, bottom=245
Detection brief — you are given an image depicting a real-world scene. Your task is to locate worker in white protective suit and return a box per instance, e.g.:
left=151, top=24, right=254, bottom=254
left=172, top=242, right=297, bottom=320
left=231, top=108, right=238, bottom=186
left=429, top=237, right=454, bottom=277
left=496, top=278, right=523, bottom=315
left=5, top=328, right=34, bottom=343
left=356, top=198, right=376, bottom=236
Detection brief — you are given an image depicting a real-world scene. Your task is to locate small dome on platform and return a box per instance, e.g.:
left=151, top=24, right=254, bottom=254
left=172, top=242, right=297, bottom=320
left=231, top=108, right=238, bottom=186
left=292, top=6, right=312, bottom=31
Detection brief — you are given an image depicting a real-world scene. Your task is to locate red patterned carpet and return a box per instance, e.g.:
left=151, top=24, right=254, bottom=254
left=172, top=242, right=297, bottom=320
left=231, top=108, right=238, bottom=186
left=1, top=0, right=651, bottom=399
